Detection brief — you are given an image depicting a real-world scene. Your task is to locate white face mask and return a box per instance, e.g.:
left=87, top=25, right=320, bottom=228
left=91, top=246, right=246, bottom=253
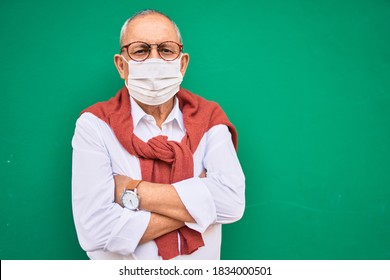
left=122, top=56, right=183, bottom=106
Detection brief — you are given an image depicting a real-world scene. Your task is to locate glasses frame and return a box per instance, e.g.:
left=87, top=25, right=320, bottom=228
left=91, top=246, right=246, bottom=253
left=120, top=41, right=183, bottom=62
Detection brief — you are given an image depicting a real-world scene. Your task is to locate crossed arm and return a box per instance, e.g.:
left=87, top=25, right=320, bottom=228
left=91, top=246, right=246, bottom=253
left=113, top=172, right=205, bottom=243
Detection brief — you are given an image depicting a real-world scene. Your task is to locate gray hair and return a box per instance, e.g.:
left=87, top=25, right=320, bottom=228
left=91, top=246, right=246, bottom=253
left=119, top=9, right=183, bottom=47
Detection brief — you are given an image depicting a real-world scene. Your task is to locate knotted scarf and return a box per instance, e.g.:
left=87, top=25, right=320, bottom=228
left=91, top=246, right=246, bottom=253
left=82, top=86, right=237, bottom=259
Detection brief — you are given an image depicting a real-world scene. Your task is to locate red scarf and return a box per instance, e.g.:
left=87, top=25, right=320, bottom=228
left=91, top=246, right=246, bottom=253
left=82, top=86, right=238, bottom=259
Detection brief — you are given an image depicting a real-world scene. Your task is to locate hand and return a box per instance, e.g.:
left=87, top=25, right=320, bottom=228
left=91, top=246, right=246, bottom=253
left=199, top=169, right=207, bottom=178
left=114, top=175, right=133, bottom=206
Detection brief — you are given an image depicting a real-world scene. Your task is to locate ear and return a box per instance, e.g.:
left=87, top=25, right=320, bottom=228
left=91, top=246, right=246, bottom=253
left=114, top=54, right=128, bottom=80
left=180, top=53, right=190, bottom=77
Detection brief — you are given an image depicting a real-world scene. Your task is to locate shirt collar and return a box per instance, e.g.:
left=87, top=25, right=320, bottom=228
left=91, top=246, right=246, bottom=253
left=130, top=96, right=185, bottom=132
left=130, top=96, right=146, bottom=128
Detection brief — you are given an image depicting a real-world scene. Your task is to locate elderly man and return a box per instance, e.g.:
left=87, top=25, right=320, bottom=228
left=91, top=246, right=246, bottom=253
left=72, top=9, right=245, bottom=260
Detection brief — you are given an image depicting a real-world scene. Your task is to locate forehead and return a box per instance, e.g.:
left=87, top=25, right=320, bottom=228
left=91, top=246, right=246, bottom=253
left=123, top=14, right=179, bottom=44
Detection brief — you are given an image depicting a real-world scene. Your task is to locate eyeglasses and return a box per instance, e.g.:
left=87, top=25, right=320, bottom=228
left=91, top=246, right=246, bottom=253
left=120, top=41, right=183, bottom=62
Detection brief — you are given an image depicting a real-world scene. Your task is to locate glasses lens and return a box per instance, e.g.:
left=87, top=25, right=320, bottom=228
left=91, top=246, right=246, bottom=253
left=158, top=42, right=181, bottom=61
left=127, top=42, right=150, bottom=61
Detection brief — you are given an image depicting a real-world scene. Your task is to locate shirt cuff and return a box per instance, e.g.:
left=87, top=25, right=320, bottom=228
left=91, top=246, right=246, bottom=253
left=172, top=177, right=217, bottom=233
left=104, top=206, right=151, bottom=255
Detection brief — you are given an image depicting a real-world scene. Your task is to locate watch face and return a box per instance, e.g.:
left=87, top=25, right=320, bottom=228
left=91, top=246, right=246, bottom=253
left=121, top=191, right=139, bottom=210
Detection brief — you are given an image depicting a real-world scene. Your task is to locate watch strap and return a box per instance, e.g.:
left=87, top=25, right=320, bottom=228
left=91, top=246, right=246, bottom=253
left=127, top=179, right=143, bottom=191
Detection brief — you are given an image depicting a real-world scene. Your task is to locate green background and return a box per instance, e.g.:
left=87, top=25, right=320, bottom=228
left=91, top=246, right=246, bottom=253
left=1, top=0, right=389, bottom=260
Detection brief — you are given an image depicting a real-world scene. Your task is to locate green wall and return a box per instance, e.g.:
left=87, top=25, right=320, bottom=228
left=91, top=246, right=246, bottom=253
left=1, top=0, right=389, bottom=260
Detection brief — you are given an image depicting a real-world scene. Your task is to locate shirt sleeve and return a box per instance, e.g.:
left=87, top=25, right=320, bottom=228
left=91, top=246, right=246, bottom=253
left=172, top=124, right=245, bottom=233
left=71, top=113, right=150, bottom=255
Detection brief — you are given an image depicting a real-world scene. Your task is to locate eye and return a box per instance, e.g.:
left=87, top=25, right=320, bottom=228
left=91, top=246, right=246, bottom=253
left=159, top=47, right=174, bottom=54
left=131, top=48, right=148, bottom=55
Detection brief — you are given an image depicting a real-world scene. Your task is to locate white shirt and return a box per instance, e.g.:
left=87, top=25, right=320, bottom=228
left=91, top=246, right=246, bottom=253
left=71, top=96, right=245, bottom=260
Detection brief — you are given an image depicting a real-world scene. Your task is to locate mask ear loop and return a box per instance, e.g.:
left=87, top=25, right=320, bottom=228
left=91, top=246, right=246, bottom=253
left=121, top=55, right=130, bottom=64
left=121, top=55, right=130, bottom=87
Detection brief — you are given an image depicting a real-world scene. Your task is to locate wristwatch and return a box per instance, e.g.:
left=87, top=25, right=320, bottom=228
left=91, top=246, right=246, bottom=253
left=121, top=180, right=142, bottom=211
